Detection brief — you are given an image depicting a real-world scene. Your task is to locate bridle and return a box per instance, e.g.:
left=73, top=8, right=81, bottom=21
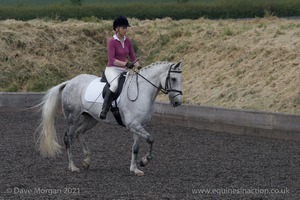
left=164, top=64, right=183, bottom=99
left=130, top=64, right=183, bottom=99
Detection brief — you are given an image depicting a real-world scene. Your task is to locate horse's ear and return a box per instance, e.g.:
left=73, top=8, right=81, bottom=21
left=174, top=60, right=183, bottom=69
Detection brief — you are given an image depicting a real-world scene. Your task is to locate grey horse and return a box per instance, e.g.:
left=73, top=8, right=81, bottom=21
left=36, top=61, right=183, bottom=176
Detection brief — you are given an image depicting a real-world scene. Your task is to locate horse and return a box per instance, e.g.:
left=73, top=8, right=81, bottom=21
left=36, top=61, right=183, bottom=176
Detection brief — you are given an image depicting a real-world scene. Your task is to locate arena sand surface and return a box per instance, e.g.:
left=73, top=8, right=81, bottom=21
left=0, top=109, right=299, bottom=199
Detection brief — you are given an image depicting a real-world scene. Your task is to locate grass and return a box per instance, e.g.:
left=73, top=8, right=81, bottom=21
left=222, top=27, right=234, bottom=36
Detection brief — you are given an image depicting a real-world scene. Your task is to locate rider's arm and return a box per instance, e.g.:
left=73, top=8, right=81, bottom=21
left=128, top=39, right=139, bottom=68
left=113, top=59, right=127, bottom=67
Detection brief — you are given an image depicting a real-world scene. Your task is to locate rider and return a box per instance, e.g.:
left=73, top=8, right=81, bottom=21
left=99, top=16, right=140, bottom=120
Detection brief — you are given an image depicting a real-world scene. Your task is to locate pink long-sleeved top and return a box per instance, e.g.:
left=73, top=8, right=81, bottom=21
left=107, top=34, right=137, bottom=67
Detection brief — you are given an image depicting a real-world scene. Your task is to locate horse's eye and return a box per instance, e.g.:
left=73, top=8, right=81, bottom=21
left=171, top=78, right=176, bottom=82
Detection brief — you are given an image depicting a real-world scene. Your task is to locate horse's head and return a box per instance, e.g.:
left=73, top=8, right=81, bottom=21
left=162, top=61, right=183, bottom=107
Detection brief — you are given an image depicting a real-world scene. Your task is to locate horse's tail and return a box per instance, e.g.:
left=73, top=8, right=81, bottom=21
left=36, top=81, right=68, bottom=157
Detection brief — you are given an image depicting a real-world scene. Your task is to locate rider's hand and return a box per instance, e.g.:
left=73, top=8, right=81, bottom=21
left=125, top=62, right=134, bottom=69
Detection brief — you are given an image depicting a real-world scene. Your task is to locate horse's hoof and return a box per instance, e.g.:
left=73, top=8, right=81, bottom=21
left=134, top=169, right=144, bottom=176
left=140, top=156, right=149, bottom=167
left=69, top=166, right=80, bottom=172
left=82, top=160, right=90, bottom=170
left=130, top=168, right=144, bottom=176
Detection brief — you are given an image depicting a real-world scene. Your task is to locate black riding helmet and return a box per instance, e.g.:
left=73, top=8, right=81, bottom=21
left=113, top=16, right=130, bottom=31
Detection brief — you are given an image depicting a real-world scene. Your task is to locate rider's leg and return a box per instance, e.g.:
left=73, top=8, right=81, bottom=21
left=99, top=67, right=123, bottom=120
left=99, top=89, right=115, bottom=119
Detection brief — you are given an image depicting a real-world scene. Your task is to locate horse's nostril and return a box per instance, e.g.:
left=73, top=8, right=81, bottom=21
left=173, top=102, right=181, bottom=107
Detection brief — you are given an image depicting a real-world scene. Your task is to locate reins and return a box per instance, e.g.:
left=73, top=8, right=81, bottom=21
left=131, top=67, right=168, bottom=94
left=128, top=64, right=183, bottom=102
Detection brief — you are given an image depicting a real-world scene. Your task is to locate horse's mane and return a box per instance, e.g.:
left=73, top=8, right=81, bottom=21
left=139, top=61, right=171, bottom=72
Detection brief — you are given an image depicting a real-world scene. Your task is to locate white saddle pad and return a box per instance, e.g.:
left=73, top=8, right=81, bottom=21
left=84, top=78, right=106, bottom=103
left=84, top=78, right=120, bottom=105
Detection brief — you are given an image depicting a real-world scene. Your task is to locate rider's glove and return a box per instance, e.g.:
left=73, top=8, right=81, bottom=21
left=125, top=62, right=134, bottom=69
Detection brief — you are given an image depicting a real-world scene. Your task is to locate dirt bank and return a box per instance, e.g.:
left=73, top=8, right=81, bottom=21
left=0, top=18, right=299, bottom=113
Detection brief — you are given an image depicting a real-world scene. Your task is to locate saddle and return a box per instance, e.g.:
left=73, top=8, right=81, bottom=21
left=100, top=71, right=126, bottom=127
left=100, top=71, right=126, bottom=100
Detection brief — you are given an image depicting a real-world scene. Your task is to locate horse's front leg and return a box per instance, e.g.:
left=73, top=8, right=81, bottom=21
left=140, top=138, right=153, bottom=167
left=128, top=122, right=154, bottom=176
left=130, top=134, right=144, bottom=176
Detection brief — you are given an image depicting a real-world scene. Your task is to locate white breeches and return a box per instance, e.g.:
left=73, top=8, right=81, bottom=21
left=104, top=66, right=126, bottom=92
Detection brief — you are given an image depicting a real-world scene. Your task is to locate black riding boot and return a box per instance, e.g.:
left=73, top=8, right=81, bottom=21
left=99, top=90, right=115, bottom=120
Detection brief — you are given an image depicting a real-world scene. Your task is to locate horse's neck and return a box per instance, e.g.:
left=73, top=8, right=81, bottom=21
left=136, top=63, right=169, bottom=101
left=124, top=63, right=169, bottom=103
left=120, top=63, right=169, bottom=122
left=139, top=63, right=169, bottom=84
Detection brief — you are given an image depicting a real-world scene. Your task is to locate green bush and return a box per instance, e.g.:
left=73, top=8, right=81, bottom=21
left=0, top=0, right=299, bottom=21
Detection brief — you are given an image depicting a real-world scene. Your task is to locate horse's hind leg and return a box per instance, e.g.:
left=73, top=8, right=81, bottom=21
left=64, top=113, right=98, bottom=172
left=78, top=134, right=91, bottom=170
left=77, top=113, right=98, bottom=170
left=64, top=125, right=79, bottom=172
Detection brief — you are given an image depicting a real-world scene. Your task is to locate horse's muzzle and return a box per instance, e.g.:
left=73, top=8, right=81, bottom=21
left=172, top=101, right=181, bottom=107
